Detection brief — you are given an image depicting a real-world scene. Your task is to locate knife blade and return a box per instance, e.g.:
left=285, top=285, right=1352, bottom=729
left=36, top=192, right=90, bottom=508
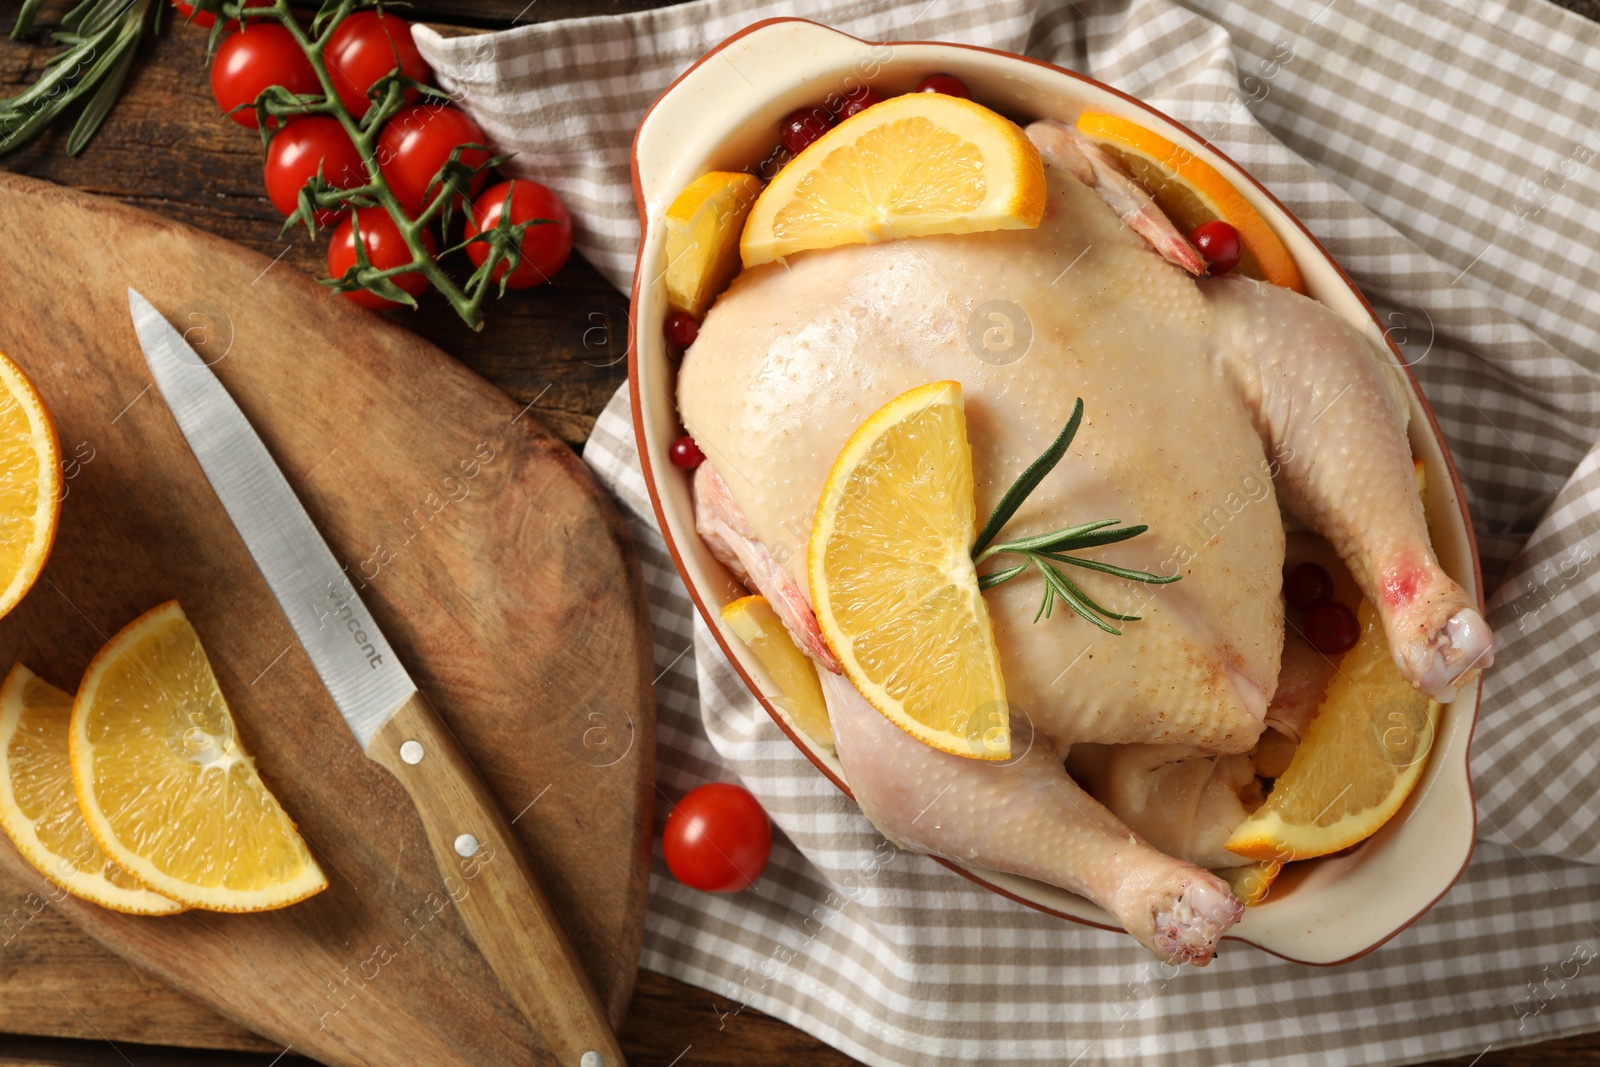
left=129, top=288, right=623, bottom=1067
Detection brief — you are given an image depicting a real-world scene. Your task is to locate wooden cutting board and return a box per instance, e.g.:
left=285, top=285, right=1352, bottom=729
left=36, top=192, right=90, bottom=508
left=0, top=171, right=655, bottom=1065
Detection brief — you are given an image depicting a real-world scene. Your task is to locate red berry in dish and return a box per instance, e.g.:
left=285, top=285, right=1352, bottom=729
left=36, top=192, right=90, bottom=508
left=464, top=180, right=573, bottom=289
left=662, top=782, right=771, bottom=893
left=1302, top=600, right=1359, bottom=655
left=264, top=117, right=366, bottom=226
left=375, top=104, right=492, bottom=216
left=668, top=436, right=705, bottom=469
left=1284, top=562, right=1333, bottom=611
left=834, top=85, right=883, bottom=120
left=326, top=207, right=436, bottom=310
left=664, top=311, right=700, bottom=349
left=1190, top=220, right=1243, bottom=275
left=780, top=106, right=834, bottom=156
left=210, top=23, right=320, bottom=129
left=324, top=10, right=431, bottom=119
left=915, top=73, right=970, bottom=99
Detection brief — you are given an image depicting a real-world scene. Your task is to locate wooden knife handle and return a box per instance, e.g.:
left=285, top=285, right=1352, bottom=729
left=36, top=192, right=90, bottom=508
left=369, top=692, right=625, bottom=1067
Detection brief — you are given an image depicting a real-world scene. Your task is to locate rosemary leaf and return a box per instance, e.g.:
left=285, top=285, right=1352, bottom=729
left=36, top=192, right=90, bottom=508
left=65, top=7, right=143, bottom=155
left=1037, top=551, right=1181, bottom=586
left=12, top=0, right=51, bottom=38
left=977, top=562, right=1028, bottom=590
left=977, top=518, right=1120, bottom=562
left=973, top=397, right=1084, bottom=555
left=1034, top=558, right=1122, bottom=635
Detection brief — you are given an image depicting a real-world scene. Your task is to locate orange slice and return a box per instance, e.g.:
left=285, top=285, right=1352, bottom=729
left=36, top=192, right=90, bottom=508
left=741, top=94, right=1046, bottom=267
left=0, top=665, right=183, bottom=915
left=1216, top=860, right=1282, bottom=906
left=809, top=381, right=1010, bottom=759
left=1226, top=600, right=1440, bottom=862
left=0, top=350, right=61, bottom=619
left=70, top=602, right=327, bottom=912
left=1074, top=111, right=1305, bottom=292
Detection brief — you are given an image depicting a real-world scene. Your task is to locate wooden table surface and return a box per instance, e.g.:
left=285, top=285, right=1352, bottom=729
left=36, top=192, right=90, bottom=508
left=2, top=0, right=1596, bottom=1064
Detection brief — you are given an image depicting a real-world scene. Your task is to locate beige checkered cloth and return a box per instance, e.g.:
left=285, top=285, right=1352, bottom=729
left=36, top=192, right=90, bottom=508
left=416, top=1, right=1600, bottom=1063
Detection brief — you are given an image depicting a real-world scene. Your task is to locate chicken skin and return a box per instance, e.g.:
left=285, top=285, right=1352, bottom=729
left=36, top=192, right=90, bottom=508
left=676, top=120, right=1493, bottom=964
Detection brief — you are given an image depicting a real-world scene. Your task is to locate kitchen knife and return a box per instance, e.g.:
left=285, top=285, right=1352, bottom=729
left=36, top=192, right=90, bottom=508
left=128, top=288, right=623, bottom=1067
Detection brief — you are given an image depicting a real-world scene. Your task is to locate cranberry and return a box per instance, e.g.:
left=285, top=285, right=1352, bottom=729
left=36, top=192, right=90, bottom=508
left=1284, top=562, right=1334, bottom=611
left=1302, top=600, right=1359, bottom=655
left=835, top=85, right=883, bottom=121
left=916, top=73, right=970, bottom=99
left=665, top=311, right=700, bottom=349
left=1190, top=220, right=1243, bottom=275
left=780, top=107, right=834, bottom=156
left=669, top=436, right=705, bottom=470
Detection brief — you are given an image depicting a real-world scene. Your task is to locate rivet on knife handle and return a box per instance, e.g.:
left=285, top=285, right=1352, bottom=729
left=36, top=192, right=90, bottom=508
left=369, top=692, right=625, bottom=1065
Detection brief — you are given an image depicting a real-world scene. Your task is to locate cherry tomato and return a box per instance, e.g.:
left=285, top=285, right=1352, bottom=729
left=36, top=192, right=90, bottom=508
left=916, top=73, right=970, bottom=98
left=210, top=23, right=320, bottom=129
left=1190, top=220, right=1243, bottom=275
left=668, top=436, right=704, bottom=469
left=376, top=104, right=491, bottom=216
left=834, top=85, right=883, bottom=121
left=1284, top=562, right=1334, bottom=611
left=173, top=0, right=269, bottom=30
left=463, top=179, right=572, bottom=288
left=326, top=207, right=435, bottom=310
left=780, top=106, right=833, bottom=156
left=662, top=783, right=770, bottom=893
left=664, top=311, right=699, bottom=349
left=324, top=11, right=430, bottom=119
left=264, top=117, right=366, bottom=225
left=1303, top=600, right=1359, bottom=655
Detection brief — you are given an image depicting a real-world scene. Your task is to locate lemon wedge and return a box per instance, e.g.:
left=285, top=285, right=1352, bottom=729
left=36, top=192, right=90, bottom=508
left=809, top=381, right=1009, bottom=759
left=741, top=93, right=1046, bottom=267
left=70, top=602, right=326, bottom=912
left=0, top=665, right=183, bottom=915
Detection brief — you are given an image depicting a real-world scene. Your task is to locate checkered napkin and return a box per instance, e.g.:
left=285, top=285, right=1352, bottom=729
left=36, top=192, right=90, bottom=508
left=415, top=1, right=1600, bottom=1063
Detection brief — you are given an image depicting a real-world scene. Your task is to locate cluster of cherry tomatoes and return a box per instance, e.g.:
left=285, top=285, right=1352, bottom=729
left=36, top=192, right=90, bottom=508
left=180, top=2, right=573, bottom=309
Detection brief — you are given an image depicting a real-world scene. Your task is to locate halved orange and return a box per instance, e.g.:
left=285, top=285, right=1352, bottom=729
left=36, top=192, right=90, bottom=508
left=0, top=350, right=61, bottom=619
left=1074, top=112, right=1305, bottom=292
left=741, top=94, right=1046, bottom=267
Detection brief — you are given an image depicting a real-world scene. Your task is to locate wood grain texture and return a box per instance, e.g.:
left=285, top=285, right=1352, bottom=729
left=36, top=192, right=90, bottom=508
left=0, top=170, right=653, bottom=1066
left=368, top=694, right=623, bottom=1063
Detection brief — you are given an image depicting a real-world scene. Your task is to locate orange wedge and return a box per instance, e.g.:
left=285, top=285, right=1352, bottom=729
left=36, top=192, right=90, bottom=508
left=663, top=171, right=763, bottom=317
left=741, top=94, right=1046, bottom=267
left=0, top=665, right=184, bottom=915
left=721, top=595, right=833, bottom=749
left=809, top=381, right=1010, bottom=760
left=70, top=602, right=327, bottom=912
left=0, top=350, right=61, bottom=619
left=1216, top=860, right=1282, bottom=906
left=1226, top=600, right=1440, bottom=862
left=1074, top=111, right=1305, bottom=292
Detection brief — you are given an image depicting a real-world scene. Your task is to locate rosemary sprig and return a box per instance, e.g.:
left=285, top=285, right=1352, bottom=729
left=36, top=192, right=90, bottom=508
left=0, top=0, right=160, bottom=157
left=974, top=398, right=1180, bottom=634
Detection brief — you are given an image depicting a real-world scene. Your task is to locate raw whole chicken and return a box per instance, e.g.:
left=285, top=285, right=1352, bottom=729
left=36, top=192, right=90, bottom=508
left=675, top=120, right=1494, bottom=965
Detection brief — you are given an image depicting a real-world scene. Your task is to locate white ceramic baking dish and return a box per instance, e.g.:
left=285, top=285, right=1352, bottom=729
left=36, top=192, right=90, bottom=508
left=628, top=17, right=1483, bottom=965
